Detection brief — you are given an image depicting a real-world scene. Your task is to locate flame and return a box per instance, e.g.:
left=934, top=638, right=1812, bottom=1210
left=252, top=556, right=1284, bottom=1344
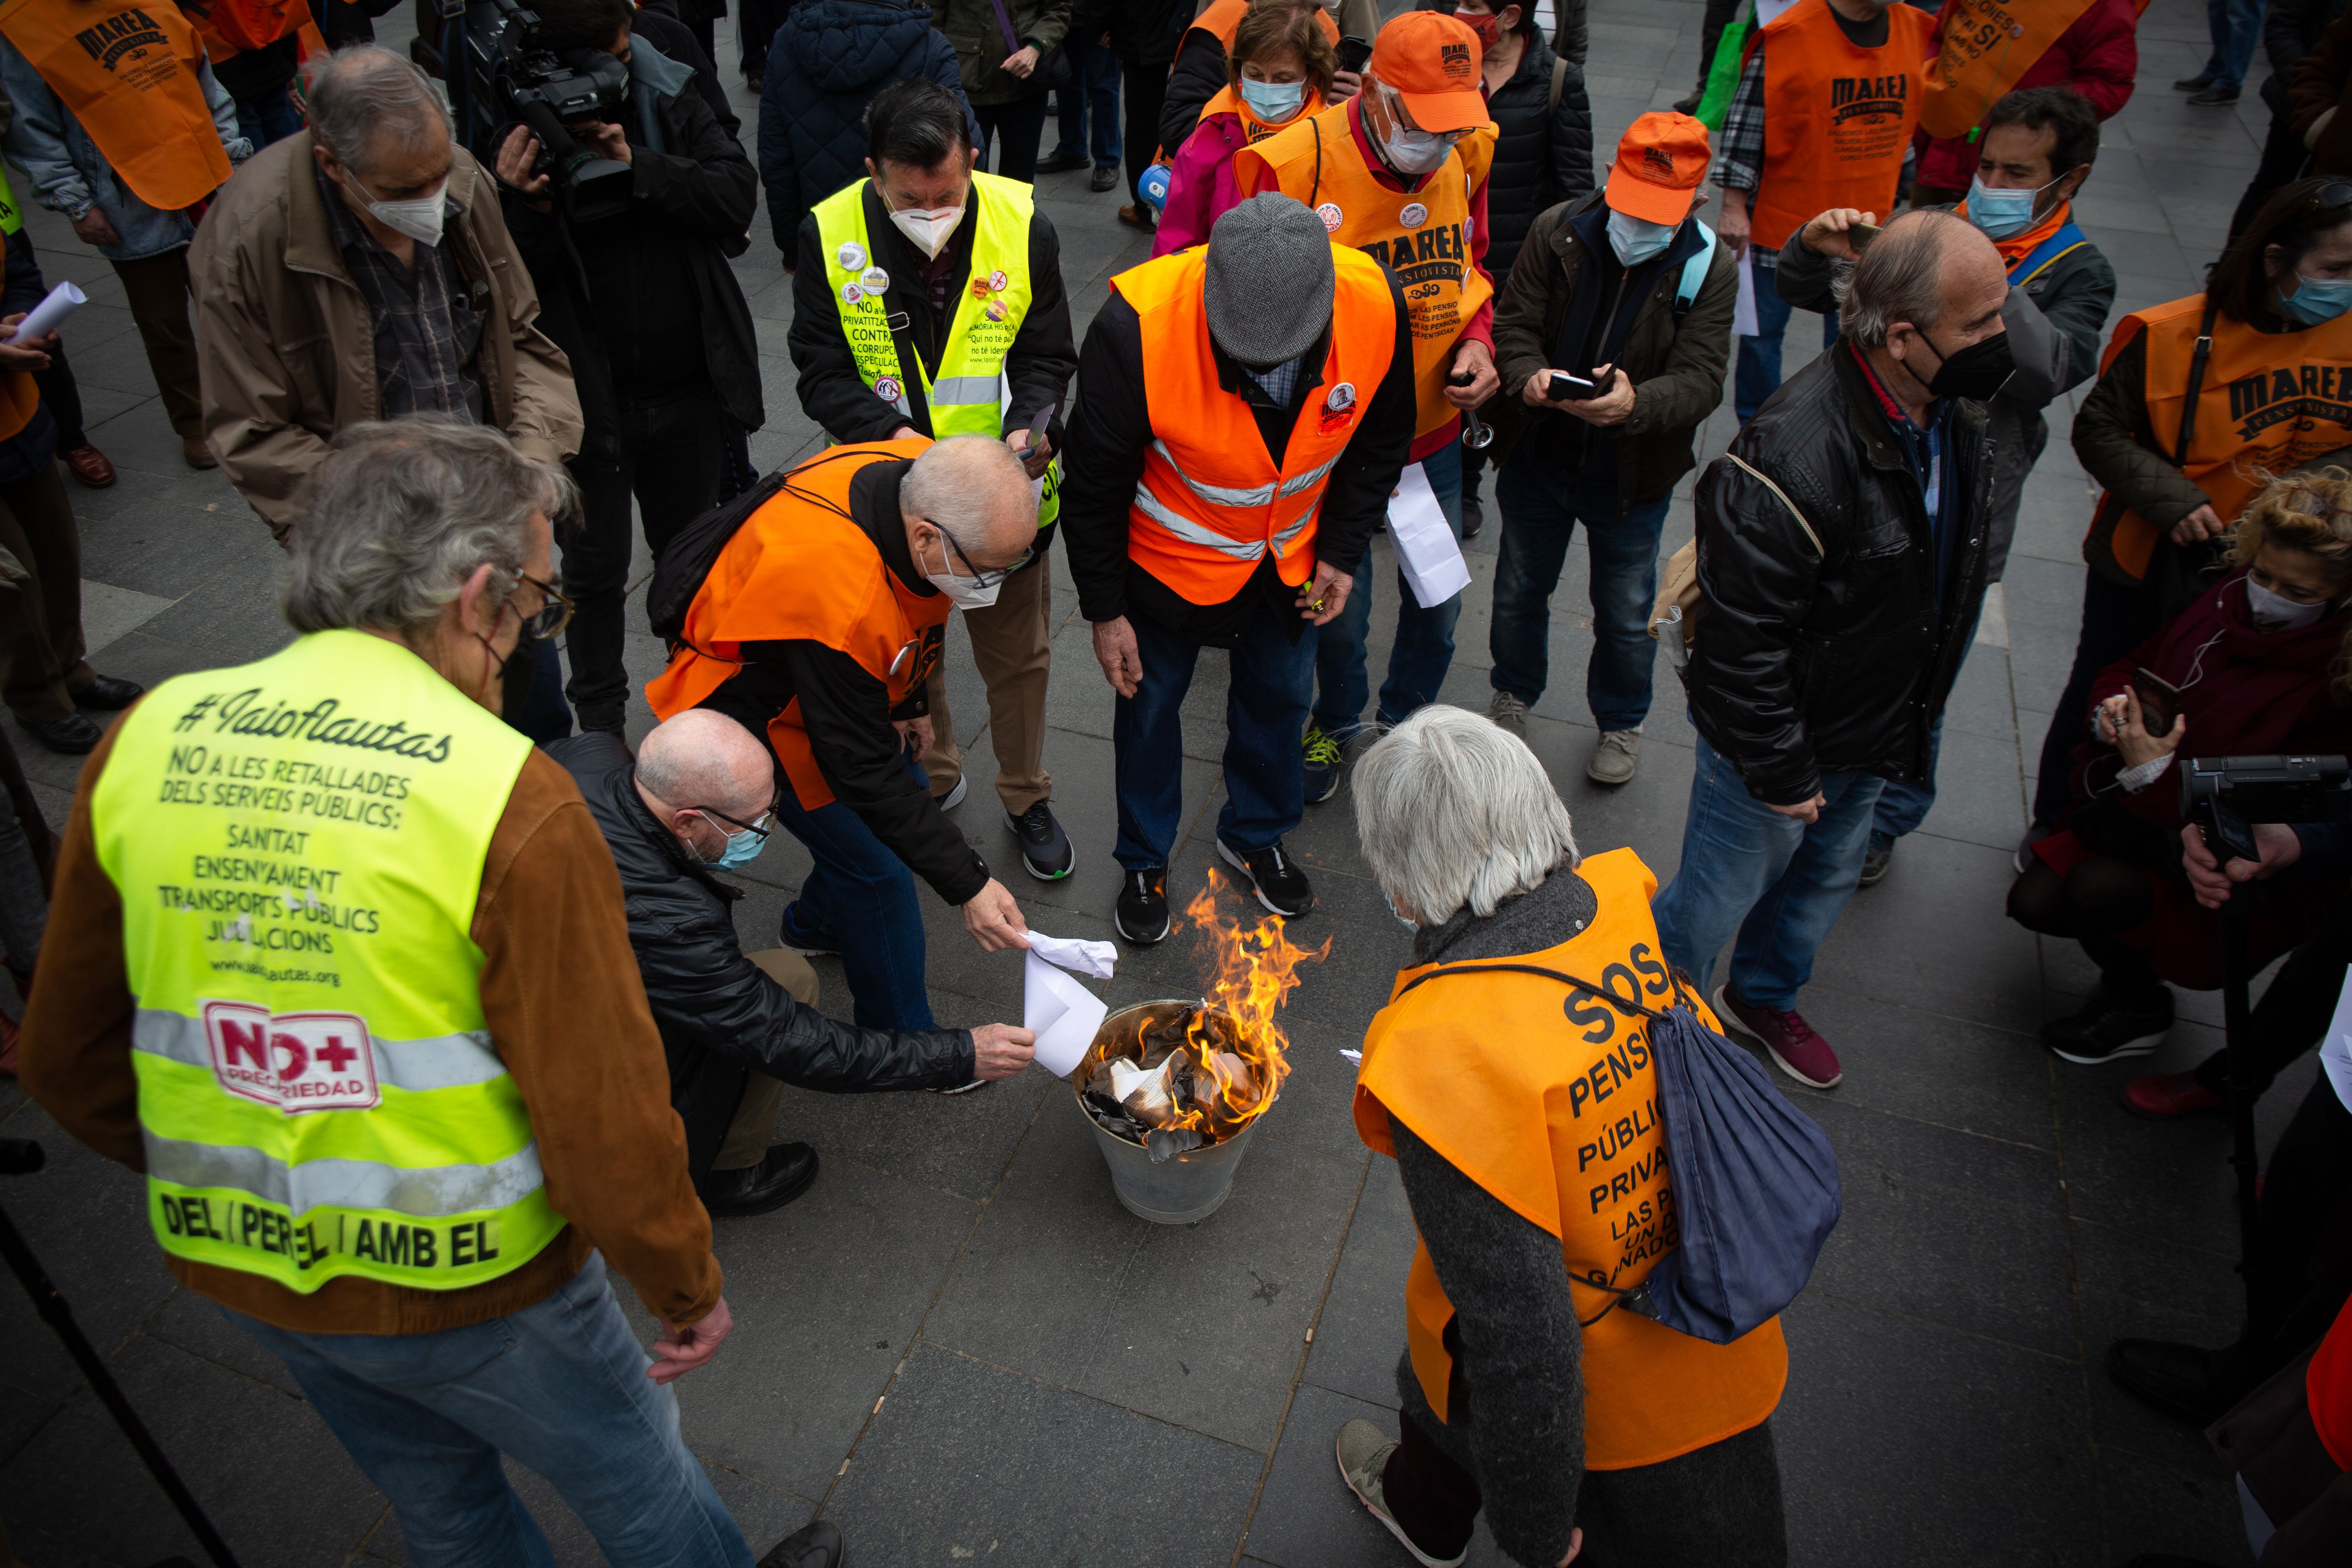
left=1164, top=868, right=1331, bottom=1138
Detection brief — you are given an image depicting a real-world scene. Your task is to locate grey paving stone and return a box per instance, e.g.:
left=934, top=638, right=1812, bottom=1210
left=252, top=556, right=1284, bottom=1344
left=1939, top=639, right=2016, bottom=742
left=2068, top=1213, right=2245, bottom=1479
left=132, top=566, right=299, bottom=666
left=137, top=1285, right=306, bottom=1397
left=1297, top=1158, right=1415, bottom=1409
left=766, top=1063, right=1054, bottom=1204
left=1805, top=833, right=2051, bottom=1035
left=1780, top=984, right=2056, bottom=1142
left=2099, top=1443, right=2257, bottom=1568
left=73, top=499, right=277, bottom=600
left=822, top=1343, right=1264, bottom=1566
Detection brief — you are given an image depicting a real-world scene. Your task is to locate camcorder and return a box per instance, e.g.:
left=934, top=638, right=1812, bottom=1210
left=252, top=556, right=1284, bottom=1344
left=2179, top=754, right=2352, bottom=864
left=460, top=0, right=632, bottom=224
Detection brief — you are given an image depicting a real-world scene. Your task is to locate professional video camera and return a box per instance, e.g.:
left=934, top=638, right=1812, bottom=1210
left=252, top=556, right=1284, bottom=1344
left=458, top=0, right=632, bottom=224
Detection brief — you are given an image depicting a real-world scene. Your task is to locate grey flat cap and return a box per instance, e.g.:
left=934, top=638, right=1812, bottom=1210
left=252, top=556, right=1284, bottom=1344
left=1204, top=194, right=1334, bottom=368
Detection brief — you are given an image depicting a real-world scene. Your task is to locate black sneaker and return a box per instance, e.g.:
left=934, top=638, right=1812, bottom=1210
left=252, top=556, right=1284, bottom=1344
left=1007, top=800, right=1075, bottom=880
left=1460, top=481, right=1484, bottom=542
left=71, top=673, right=143, bottom=711
left=698, top=1143, right=818, bottom=1218
left=2041, top=987, right=2173, bottom=1065
left=1036, top=150, right=1089, bottom=174
left=1672, top=87, right=1703, bottom=114
left=758, top=1518, right=845, bottom=1568
left=2106, top=1338, right=2252, bottom=1427
left=1858, top=830, right=1894, bottom=887
left=778, top=903, right=840, bottom=958
left=1089, top=164, right=1117, bottom=192
left=1302, top=726, right=1344, bottom=805
left=2186, top=85, right=2240, bottom=106
left=1218, top=838, right=1313, bottom=918
left=2172, top=74, right=2215, bottom=91
left=1117, top=867, right=1171, bottom=944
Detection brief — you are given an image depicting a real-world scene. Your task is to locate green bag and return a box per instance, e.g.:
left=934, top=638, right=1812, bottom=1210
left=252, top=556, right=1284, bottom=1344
left=1692, top=1, right=1755, bottom=131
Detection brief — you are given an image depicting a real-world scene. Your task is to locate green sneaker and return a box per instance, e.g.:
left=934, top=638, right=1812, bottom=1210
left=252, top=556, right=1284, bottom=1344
left=1302, top=726, right=1345, bottom=804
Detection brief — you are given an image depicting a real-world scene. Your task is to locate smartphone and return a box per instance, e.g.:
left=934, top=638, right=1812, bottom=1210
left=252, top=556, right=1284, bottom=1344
left=1846, top=220, right=1881, bottom=252
left=1338, top=34, right=1372, bottom=73
left=1548, top=370, right=1600, bottom=400
left=2130, top=666, right=2182, bottom=736
left=1016, top=402, right=1055, bottom=462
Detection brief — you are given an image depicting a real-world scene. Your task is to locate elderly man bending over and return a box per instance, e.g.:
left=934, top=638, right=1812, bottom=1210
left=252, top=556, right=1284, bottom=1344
left=549, top=708, right=1036, bottom=1216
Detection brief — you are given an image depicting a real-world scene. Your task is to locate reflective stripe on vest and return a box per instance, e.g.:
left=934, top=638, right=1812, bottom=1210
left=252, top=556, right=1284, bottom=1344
left=1354, top=848, right=1789, bottom=1470
left=0, top=0, right=234, bottom=212
left=809, top=170, right=1061, bottom=528
left=1110, top=244, right=1399, bottom=605
left=1746, top=0, right=1933, bottom=254
left=92, top=630, right=557, bottom=1293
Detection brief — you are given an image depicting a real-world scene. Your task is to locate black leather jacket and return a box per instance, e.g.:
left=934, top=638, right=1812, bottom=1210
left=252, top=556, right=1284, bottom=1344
left=1685, top=344, right=1992, bottom=806
left=546, top=733, right=973, bottom=1177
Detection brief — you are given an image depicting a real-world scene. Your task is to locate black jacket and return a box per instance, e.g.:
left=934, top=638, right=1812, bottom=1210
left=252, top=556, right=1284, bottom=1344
left=1480, top=34, right=1593, bottom=287
left=1059, top=276, right=1417, bottom=644
left=546, top=731, right=975, bottom=1182
left=1686, top=344, right=1992, bottom=805
left=1072, top=0, right=1187, bottom=66
left=502, top=45, right=764, bottom=454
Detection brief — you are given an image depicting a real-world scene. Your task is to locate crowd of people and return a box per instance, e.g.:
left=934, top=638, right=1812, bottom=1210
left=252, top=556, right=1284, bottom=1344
left=2, top=0, right=2352, bottom=1563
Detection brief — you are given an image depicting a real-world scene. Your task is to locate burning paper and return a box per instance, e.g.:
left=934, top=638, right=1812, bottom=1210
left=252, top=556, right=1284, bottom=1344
left=1022, top=930, right=1118, bottom=1077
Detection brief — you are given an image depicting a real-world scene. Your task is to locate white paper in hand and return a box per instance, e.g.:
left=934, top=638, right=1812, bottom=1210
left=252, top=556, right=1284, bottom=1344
left=1385, top=461, right=1472, bottom=610
left=7, top=280, right=85, bottom=344
left=2323, top=968, right=2352, bottom=1113
left=1024, top=930, right=1117, bottom=980
left=1020, top=929, right=1120, bottom=1077
left=1731, top=254, right=1758, bottom=338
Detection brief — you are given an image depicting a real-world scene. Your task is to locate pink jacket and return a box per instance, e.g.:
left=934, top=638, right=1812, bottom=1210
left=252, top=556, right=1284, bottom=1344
left=1152, top=113, right=1252, bottom=256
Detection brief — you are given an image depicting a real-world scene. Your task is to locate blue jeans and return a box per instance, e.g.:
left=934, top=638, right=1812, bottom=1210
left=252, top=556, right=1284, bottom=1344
left=775, top=754, right=936, bottom=1029
left=1653, top=734, right=1886, bottom=1010
left=234, top=88, right=303, bottom=148
left=1114, top=603, right=1316, bottom=868
left=226, top=1253, right=752, bottom=1568
left=2202, top=0, right=2267, bottom=90
left=1735, top=253, right=1842, bottom=423
left=1313, top=438, right=1464, bottom=739
left=1489, top=442, right=1672, bottom=731
left=1053, top=31, right=1123, bottom=167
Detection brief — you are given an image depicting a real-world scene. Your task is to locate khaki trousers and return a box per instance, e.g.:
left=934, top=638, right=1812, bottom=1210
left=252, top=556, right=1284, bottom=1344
left=0, top=463, right=90, bottom=724
left=921, top=554, right=1053, bottom=814
left=111, top=248, right=203, bottom=443
left=711, top=948, right=819, bottom=1171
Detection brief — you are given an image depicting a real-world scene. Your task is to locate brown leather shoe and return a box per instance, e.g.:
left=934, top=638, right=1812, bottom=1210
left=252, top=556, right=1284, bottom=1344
left=1118, top=203, right=1157, bottom=233
left=60, top=444, right=115, bottom=487
left=182, top=436, right=218, bottom=469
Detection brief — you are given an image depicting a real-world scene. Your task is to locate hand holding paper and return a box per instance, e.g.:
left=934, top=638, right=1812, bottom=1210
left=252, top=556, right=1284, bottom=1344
left=6, top=280, right=85, bottom=346
left=1022, top=930, right=1120, bottom=1077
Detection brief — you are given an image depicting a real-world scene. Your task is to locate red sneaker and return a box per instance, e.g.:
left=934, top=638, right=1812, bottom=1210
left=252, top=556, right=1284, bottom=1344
left=1713, top=984, right=1843, bottom=1088
left=2120, top=1071, right=2224, bottom=1120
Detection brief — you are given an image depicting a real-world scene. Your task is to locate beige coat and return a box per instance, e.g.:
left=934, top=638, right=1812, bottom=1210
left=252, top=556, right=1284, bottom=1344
left=189, top=131, right=583, bottom=539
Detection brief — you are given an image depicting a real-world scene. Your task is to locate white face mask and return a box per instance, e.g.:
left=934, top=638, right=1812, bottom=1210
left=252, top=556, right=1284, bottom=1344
left=2246, top=574, right=2332, bottom=630
left=889, top=204, right=963, bottom=259
left=920, top=531, right=1002, bottom=610
left=1607, top=209, right=1677, bottom=265
left=346, top=169, right=447, bottom=246
left=1372, top=85, right=1453, bottom=175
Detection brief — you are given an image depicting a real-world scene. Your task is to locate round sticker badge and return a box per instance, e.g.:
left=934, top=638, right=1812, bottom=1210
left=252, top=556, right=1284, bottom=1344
left=841, top=281, right=865, bottom=306
left=988, top=269, right=1010, bottom=293
left=861, top=266, right=890, bottom=292
left=1399, top=202, right=1428, bottom=229
left=985, top=299, right=1010, bottom=323
left=1316, top=202, right=1343, bottom=233
left=875, top=376, right=903, bottom=403
left=1327, top=382, right=1357, bottom=412
left=836, top=241, right=866, bottom=271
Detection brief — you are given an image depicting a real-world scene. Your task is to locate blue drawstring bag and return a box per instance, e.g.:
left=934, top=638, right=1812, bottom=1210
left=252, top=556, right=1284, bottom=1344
left=1398, top=964, right=1841, bottom=1344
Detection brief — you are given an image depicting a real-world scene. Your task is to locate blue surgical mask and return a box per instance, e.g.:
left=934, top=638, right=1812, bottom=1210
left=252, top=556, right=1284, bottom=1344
left=2280, top=272, right=2352, bottom=327
left=1239, top=76, right=1306, bottom=124
left=1606, top=208, right=1677, bottom=265
left=696, top=816, right=767, bottom=869
left=1964, top=175, right=2043, bottom=241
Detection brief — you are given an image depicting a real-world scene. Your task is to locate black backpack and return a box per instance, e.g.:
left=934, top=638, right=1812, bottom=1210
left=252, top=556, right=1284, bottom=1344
left=644, top=469, right=795, bottom=648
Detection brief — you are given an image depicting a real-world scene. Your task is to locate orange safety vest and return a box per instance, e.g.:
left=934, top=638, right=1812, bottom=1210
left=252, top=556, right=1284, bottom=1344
left=1354, top=847, right=1789, bottom=1471
left=1918, top=0, right=2096, bottom=141
left=1199, top=82, right=1297, bottom=145
left=2090, top=296, right=2352, bottom=583
left=0, top=0, right=233, bottom=212
left=1237, top=102, right=1495, bottom=439
left=1748, top=0, right=1934, bottom=254
left=1191, top=0, right=1340, bottom=53
left=180, top=0, right=326, bottom=67
left=644, top=439, right=951, bottom=812
left=0, top=232, right=37, bottom=444
left=1113, top=243, right=1397, bottom=605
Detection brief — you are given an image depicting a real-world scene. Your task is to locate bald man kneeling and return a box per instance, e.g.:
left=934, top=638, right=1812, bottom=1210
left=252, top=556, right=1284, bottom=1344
left=548, top=709, right=1035, bottom=1215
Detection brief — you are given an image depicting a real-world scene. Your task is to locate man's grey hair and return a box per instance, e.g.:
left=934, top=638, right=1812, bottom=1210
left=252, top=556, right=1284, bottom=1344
left=1838, top=209, right=1972, bottom=347
left=637, top=709, right=773, bottom=818
left=900, top=434, right=1033, bottom=557
left=281, top=418, right=576, bottom=638
left=304, top=47, right=452, bottom=174
left=1352, top=706, right=1580, bottom=925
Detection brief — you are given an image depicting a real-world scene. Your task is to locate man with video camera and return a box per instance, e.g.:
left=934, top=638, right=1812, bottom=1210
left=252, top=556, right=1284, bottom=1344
left=488, top=0, right=764, bottom=738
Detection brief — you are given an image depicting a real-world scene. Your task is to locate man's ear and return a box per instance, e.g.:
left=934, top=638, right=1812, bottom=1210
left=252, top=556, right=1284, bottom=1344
left=2058, top=164, right=2092, bottom=203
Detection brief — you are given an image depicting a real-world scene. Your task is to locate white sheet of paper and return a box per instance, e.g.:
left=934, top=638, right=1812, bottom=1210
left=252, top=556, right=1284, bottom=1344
left=1025, top=930, right=1117, bottom=980
left=2323, top=970, right=2352, bottom=1113
left=7, top=279, right=85, bottom=344
left=1732, top=252, right=1758, bottom=338
left=1385, top=461, right=1472, bottom=609
left=1754, top=0, right=1801, bottom=25
left=1025, top=952, right=1107, bottom=1078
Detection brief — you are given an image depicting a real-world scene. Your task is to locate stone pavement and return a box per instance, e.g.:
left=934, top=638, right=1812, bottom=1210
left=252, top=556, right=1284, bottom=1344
left=0, top=2, right=2312, bottom=1563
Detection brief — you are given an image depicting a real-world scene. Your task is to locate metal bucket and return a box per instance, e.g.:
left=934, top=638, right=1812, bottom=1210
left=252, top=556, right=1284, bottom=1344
left=1072, top=998, right=1272, bottom=1225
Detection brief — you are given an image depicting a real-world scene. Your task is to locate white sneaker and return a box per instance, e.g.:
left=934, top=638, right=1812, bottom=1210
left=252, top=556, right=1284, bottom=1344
left=1334, top=1418, right=1466, bottom=1568
left=934, top=775, right=967, bottom=811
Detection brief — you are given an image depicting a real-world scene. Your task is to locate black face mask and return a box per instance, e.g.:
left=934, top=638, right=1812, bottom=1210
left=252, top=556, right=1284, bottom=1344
left=1912, top=328, right=2015, bottom=402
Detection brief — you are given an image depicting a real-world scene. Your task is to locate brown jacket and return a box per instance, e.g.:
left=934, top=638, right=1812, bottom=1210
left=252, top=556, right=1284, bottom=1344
left=2288, top=11, right=2352, bottom=175
left=18, top=698, right=723, bottom=1336
left=188, top=132, right=584, bottom=540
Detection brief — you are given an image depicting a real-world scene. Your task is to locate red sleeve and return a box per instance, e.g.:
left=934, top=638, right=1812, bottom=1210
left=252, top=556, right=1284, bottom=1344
left=1464, top=175, right=1494, bottom=352
left=2059, top=0, right=2141, bottom=119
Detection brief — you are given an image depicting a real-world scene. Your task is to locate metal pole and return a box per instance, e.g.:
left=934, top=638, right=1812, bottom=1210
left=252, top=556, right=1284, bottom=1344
left=2220, top=894, right=2264, bottom=1315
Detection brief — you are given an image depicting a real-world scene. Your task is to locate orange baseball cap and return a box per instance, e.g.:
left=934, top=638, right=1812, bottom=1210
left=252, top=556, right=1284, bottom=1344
left=1370, top=11, right=1490, bottom=134
left=1604, top=112, right=1712, bottom=225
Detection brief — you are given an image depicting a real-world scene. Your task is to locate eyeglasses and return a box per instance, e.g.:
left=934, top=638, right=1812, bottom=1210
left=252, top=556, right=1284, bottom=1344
left=513, top=572, right=575, bottom=642
left=1375, top=81, right=1470, bottom=148
left=936, top=527, right=1034, bottom=591
left=690, top=804, right=775, bottom=841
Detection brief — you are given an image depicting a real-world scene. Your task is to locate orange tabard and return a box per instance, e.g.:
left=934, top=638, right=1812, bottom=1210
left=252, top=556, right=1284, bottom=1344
left=644, top=439, right=949, bottom=812
left=2093, top=296, right=2352, bottom=582
left=0, top=0, right=233, bottom=212
left=1111, top=243, right=1397, bottom=605
left=1191, top=0, right=1339, bottom=52
left=1353, top=848, right=1789, bottom=1470
left=183, top=0, right=327, bottom=67
left=1918, top=0, right=2097, bottom=141
left=1236, top=101, right=1496, bottom=439
left=0, top=233, right=37, bottom=444
left=1748, top=0, right=1934, bottom=253
left=1199, top=83, right=1295, bottom=146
